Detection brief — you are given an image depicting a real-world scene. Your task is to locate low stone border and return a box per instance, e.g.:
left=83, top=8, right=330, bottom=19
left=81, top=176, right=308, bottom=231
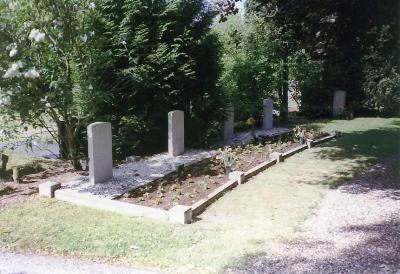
left=188, top=133, right=338, bottom=220
left=48, top=133, right=339, bottom=225
left=55, top=189, right=169, bottom=220
left=312, top=134, right=336, bottom=146
left=191, top=179, right=238, bottom=216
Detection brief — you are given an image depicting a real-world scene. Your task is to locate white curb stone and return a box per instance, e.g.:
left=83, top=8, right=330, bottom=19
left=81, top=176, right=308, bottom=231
left=168, top=205, right=192, bottom=224
left=39, top=181, right=61, bottom=198
left=270, top=152, right=284, bottom=163
left=229, top=171, right=245, bottom=184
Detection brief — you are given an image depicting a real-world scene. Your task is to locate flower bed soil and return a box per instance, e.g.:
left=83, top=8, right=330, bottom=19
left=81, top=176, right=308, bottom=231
left=118, top=137, right=303, bottom=210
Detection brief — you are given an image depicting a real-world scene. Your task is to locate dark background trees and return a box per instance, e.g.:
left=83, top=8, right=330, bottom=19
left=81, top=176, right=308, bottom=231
left=218, top=0, right=399, bottom=118
left=94, top=0, right=225, bottom=157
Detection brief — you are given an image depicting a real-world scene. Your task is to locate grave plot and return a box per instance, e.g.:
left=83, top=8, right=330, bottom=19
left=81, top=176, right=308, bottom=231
left=117, top=131, right=322, bottom=210
left=48, top=102, right=336, bottom=224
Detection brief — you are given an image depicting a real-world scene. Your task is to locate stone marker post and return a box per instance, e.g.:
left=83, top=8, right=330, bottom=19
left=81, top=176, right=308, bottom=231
left=168, top=110, right=184, bottom=157
left=224, top=106, right=234, bottom=142
left=332, top=90, right=346, bottom=117
left=88, top=122, right=113, bottom=184
left=0, top=154, right=9, bottom=181
left=263, top=98, right=273, bottom=130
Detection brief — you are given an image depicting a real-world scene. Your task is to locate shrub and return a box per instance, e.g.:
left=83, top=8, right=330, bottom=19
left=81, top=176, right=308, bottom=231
left=94, top=0, right=225, bottom=157
left=0, top=0, right=106, bottom=168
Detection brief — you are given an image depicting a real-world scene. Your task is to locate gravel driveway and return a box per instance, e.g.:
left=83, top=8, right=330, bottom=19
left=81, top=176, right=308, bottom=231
left=226, top=155, right=400, bottom=274
left=0, top=250, right=162, bottom=274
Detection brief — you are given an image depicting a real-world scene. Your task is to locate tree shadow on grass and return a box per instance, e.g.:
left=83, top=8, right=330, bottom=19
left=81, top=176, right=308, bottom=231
left=298, top=126, right=400, bottom=188
left=316, top=127, right=400, bottom=162
left=224, top=217, right=400, bottom=274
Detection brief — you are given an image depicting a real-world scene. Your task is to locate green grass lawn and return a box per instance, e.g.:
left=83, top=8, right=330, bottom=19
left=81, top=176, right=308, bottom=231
left=0, top=118, right=399, bottom=273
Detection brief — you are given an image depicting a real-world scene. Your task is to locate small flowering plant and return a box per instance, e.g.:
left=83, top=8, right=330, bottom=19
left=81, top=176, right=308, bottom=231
left=0, top=0, right=106, bottom=168
left=246, top=116, right=256, bottom=140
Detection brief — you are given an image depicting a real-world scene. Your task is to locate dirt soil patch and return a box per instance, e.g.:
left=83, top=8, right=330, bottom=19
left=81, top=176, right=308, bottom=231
left=0, top=163, right=87, bottom=211
left=119, top=140, right=302, bottom=210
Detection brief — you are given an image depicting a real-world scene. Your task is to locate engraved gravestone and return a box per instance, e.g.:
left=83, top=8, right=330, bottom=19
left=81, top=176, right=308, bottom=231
left=333, top=90, right=346, bottom=117
left=224, top=106, right=234, bottom=142
left=263, top=99, right=273, bottom=130
left=88, top=122, right=113, bottom=184
left=168, top=110, right=185, bottom=157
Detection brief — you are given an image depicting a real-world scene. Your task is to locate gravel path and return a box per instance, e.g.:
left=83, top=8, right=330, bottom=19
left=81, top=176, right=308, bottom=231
left=226, top=155, right=400, bottom=274
left=0, top=250, right=162, bottom=274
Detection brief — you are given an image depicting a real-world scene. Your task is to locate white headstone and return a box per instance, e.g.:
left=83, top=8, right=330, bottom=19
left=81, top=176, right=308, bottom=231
left=333, top=90, right=346, bottom=117
left=88, top=122, right=113, bottom=184
left=263, top=99, right=273, bottom=130
left=168, top=110, right=184, bottom=157
left=224, top=106, right=234, bottom=142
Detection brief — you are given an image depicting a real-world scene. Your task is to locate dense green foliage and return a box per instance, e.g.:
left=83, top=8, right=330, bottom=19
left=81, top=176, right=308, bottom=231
left=216, top=14, right=321, bottom=124
left=94, top=0, right=224, bottom=157
left=0, top=0, right=225, bottom=163
left=0, top=0, right=105, bottom=167
left=219, top=0, right=399, bottom=117
left=1, top=0, right=398, bottom=168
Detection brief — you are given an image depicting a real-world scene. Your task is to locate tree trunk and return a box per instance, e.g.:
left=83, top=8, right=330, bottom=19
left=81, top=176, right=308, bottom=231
left=279, top=58, right=289, bottom=122
left=57, top=120, right=68, bottom=160
left=65, top=122, right=82, bottom=170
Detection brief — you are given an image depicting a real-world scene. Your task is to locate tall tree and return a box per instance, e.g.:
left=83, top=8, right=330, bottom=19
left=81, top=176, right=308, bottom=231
left=218, top=0, right=399, bottom=117
left=95, top=0, right=225, bottom=157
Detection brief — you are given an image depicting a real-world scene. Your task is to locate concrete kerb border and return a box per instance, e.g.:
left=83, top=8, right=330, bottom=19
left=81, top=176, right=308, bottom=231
left=50, top=133, right=338, bottom=225
left=189, top=133, right=338, bottom=220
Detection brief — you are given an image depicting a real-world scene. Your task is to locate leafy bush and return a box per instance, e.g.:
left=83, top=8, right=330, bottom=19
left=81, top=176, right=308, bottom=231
left=0, top=0, right=105, bottom=168
left=95, top=0, right=225, bottom=157
left=362, top=25, right=400, bottom=116
left=216, top=16, right=282, bottom=125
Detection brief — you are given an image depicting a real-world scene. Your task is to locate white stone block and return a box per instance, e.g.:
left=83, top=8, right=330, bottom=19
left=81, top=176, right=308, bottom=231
left=229, top=171, right=245, bottom=184
left=168, top=205, right=192, bottom=224
left=263, top=99, right=273, bottom=130
left=39, top=181, right=61, bottom=198
left=224, top=106, right=234, bottom=142
left=306, top=139, right=314, bottom=148
left=168, top=110, right=185, bottom=157
left=88, top=122, right=113, bottom=184
left=333, top=90, right=346, bottom=117
left=270, top=152, right=284, bottom=163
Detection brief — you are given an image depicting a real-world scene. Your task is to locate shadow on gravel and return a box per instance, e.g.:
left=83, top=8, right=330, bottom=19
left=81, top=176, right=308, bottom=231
left=224, top=154, right=400, bottom=274
left=225, top=217, right=400, bottom=274
left=338, top=155, right=400, bottom=200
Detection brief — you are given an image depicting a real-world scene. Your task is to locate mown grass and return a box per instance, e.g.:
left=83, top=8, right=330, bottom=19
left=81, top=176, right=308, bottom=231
left=0, top=118, right=399, bottom=273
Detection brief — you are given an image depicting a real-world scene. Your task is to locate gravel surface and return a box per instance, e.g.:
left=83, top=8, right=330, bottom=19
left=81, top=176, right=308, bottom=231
left=226, top=155, right=400, bottom=274
left=61, top=149, right=217, bottom=198
left=61, top=128, right=291, bottom=199
left=0, top=250, right=162, bottom=274
left=226, top=128, right=291, bottom=147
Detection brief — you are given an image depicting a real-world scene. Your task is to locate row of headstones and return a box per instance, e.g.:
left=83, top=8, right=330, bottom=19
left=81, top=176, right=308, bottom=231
left=87, top=110, right=185, bottom=185
left=87, top=98, right=275, bottom=185
left=224, top=98, right=274, bottom=142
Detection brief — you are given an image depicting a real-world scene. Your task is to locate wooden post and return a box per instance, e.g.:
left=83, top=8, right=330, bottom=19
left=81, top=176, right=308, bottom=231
left=0, top=154, right=9, bottom=181
left=12, top=167, right=19, bottom=183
